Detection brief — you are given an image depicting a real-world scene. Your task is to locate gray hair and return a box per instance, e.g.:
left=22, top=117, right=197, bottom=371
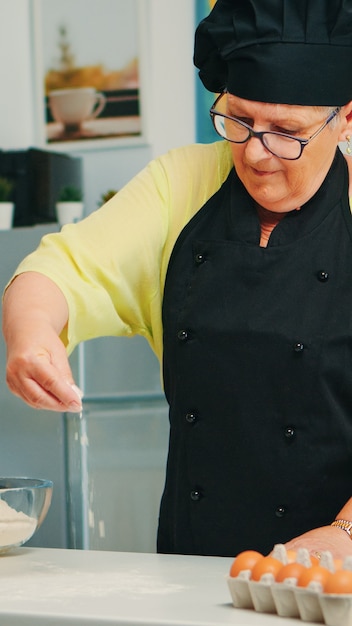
left=319, top=106, right=340, bottom=129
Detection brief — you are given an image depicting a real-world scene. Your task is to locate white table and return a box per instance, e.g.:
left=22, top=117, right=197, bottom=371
left=0, top=547, right=308, bottom=625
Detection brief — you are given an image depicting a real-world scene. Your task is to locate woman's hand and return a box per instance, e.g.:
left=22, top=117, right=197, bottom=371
left=3, top=272, right=82, bottom=412
left=284, top=525, right=352, bottom=560
left=5, top=323, right=82, bottom=412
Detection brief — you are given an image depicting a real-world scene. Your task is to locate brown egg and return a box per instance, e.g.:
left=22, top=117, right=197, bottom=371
left=229, top=550, right=263, bottom=577
left=285, top=549, right=297, bottom=563
left=251, top=556, right=283, bottom=582
left=275, top=562, right=307, bottom=583
left=324, top=569, right=352, bottom=594
left=297, top=565, right=331, bottom=589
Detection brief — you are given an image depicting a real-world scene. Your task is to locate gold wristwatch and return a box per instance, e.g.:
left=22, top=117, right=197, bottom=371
left=331, top=519, right=352, bottom=539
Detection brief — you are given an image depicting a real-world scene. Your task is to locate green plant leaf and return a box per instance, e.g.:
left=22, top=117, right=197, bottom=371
left=0, top=176, right=14, bottom=202
left=58, top=185, right=83, bottom=202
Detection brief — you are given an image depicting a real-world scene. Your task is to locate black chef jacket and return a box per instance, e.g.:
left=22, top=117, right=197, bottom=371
left=158, top=147, right=352, bottom=557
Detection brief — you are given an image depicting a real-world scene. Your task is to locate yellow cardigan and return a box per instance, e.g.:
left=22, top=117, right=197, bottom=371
left=13, top=141, right=233, bottom=361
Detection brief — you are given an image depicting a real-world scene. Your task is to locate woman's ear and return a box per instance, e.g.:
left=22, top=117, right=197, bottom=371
left=339, top=101, right=352, bottom=141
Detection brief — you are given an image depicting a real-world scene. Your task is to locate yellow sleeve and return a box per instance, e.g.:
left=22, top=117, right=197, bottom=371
left=12, top=141, right=233, bottom=361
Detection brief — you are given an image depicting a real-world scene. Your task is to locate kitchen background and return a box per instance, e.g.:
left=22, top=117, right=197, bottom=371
left=0, top=0, right=216, bottom=552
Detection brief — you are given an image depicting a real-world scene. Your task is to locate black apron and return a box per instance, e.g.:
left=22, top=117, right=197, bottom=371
left=159, top=148, right=352, bottom=557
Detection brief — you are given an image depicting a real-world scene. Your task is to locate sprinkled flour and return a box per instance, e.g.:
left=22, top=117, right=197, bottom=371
left=0, top=498, right=37, bottom=548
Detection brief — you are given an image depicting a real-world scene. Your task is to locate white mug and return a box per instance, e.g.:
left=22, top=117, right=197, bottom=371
left=48, top=87, right=106, bottom=131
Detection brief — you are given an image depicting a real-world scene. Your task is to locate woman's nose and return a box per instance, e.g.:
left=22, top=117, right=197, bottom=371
left=244, top=135, right=272, bottom=161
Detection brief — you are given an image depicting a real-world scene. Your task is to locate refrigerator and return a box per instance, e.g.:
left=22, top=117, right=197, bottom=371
left=0, top=225, right=169, bottom=552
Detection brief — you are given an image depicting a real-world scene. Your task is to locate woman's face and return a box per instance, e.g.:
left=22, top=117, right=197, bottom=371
left=226, top=94, right=346, bottom=213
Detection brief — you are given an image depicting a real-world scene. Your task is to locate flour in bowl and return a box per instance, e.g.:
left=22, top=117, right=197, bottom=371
left=0, top=498, right=37, bottom=548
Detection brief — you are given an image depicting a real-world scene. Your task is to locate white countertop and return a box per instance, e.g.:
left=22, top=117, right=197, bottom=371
left=0, top=547, right=307, bottom=625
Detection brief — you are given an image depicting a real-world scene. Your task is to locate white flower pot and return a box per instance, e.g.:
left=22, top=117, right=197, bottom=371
left=56, top=201, right=84, bottom=227
left=0, top=202, right=14, bottom=230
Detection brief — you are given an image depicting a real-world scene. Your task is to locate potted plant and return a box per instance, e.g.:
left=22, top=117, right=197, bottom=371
left=56, top=185, right=84, bottom=227
left=98, top=189, right=118, bottom=206
left=0, top=176, right=15, bottom=230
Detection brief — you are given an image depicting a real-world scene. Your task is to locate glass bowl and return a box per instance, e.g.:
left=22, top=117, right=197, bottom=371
left=0, top=477, right=53, bottom=553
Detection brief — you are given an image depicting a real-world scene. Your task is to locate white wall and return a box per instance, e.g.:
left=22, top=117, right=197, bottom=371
left=147, top=0, right=196, bottom=158
left=0, top=0, right=196, bottom=214
left=0, top=0, right=34, bottom=148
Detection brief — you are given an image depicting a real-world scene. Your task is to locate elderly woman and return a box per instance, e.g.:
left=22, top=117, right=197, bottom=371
left=3, top=0, right=352, bottom=559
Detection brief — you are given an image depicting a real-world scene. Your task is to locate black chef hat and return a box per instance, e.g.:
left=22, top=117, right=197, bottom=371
left=194, top=0, right=352, bottom=106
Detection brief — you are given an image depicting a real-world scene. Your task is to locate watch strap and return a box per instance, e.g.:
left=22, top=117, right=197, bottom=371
left=331, top=519, right=352, bottom=539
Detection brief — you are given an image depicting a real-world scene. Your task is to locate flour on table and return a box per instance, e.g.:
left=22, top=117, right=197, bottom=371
left=0, top=498, right=37, bottom=547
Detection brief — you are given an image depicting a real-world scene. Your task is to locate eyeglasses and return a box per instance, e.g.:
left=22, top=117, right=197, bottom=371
left=210, top=93, right=340, bottom=160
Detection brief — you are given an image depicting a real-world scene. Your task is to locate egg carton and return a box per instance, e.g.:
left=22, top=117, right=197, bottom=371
left=227, top=545, right=352, bottom=626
